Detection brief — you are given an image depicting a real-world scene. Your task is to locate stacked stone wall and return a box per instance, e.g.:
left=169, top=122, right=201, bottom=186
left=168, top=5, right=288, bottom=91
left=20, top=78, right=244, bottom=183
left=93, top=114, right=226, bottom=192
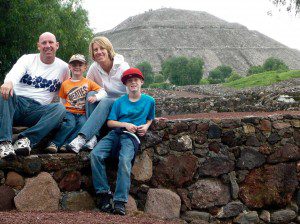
left=0, top=113, right=299, bottom=223
left=151, top=79, right=300, bottom=116
left=155, top=93, right=300, bottom=116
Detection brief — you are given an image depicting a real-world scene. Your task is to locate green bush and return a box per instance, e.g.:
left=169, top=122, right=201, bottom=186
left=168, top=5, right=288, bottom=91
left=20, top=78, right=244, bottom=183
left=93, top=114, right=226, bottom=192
left=199, top=78, right=210, bottom=85
left=136, top=61, right=154, bottom=87
left=154, top=73, right=165, bottom=83
left=247, top=65, right=264, bottom=76
left=148, top=82, right=173, bottom=90
left=208, top=65, right=233, bottom=84
left=263, top=57, right=289, bottom=72
left=161, top=56, right=204, bottom=86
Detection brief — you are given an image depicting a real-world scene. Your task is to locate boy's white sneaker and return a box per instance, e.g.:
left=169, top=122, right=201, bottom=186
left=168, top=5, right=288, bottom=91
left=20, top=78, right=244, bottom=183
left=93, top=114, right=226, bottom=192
left=66, top=135, right=86, bottom=153
left=83, top=135, right=97, bottom=151
left=14, top=137, right=31, bottom=156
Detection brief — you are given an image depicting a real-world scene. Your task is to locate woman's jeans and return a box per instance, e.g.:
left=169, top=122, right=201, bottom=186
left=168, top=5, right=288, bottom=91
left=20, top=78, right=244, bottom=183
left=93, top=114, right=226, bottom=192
left=51, top=112, right=86, bottom=147
left=81, top=92, right=115, bottom=140
left=0, top=94, right=66, bottom=146
left=90, top=130, right=135, bottom=202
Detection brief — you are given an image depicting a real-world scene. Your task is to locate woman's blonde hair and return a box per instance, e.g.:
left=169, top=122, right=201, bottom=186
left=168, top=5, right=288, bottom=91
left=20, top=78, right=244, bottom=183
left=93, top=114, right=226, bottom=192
left=89, top=36, right=116, bottom=61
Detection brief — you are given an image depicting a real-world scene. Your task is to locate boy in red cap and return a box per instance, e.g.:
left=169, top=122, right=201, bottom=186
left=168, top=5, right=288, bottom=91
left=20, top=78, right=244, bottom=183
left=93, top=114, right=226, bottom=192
left=90, top=67, right=155, bottom=215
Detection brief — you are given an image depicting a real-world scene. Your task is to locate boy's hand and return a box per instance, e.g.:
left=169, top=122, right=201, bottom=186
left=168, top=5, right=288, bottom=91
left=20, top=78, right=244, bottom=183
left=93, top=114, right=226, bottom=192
left=155, top=117, right=168, bottom=121
left=87, top=95, right=97, bottom=104
left=137, top=124, right=149, bottom=136
left=125, top=123, right=138, bottom=133
left=1, top=81, right=13, bottom=100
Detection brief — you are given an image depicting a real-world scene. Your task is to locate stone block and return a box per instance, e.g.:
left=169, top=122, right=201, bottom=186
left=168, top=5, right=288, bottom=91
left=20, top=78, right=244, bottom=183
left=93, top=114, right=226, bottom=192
left=145, top=188, right=181, bottom=219
left=14, top=172, right=60, bottom=211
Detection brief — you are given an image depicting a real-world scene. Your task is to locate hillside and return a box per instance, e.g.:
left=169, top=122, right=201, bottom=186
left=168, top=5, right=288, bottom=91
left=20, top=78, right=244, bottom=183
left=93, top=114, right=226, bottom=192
left=98, top=8, right=300, bottom=76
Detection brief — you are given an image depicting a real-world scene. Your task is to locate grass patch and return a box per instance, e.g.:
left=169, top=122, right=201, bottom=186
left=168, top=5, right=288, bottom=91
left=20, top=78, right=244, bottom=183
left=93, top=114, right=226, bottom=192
left=223, top=70, right=300, bottom=89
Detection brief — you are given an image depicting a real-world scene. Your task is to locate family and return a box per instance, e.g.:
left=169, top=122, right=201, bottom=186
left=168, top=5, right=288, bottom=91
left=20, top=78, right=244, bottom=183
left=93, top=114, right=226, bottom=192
left=0, top=32, right=156, bottom=215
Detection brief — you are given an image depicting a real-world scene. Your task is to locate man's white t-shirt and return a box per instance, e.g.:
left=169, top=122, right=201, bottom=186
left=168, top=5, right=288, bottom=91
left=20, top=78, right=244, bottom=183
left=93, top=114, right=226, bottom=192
left=4, top=54, right=69, bottom=105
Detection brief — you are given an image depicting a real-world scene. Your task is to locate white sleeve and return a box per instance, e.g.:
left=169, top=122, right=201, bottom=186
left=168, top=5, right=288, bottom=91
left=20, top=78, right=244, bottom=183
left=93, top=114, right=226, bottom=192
left=95, top=88, right=108, bottom=101
left=86, top=65, right=96, bottom=81
left=4, top=55, right=28, bottom=86
left=60, top=98, right=66, bottom=104
left=62, top=69, right=70, bottom=82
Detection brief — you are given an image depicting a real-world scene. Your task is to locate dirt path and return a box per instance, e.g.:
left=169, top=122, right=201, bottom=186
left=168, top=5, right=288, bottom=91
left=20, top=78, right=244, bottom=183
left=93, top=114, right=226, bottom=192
left=0, top=211, right=182, bottom=224
left=143, top=89, right=208, bottom=99
left=163, top=110, right=300, bottom=120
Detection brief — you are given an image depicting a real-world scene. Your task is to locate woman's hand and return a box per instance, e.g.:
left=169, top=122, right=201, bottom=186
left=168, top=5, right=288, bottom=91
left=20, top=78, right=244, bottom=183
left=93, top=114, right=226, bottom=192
left=87, top=95, right=97, bottom=103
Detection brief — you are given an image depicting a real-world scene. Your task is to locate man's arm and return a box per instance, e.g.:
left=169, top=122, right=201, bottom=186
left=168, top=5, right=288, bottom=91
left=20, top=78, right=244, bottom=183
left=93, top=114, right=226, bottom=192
left=1, top=55, right=28, bottom=99
left=0, top=81, right=14, bottom=100
left=107, top=120, right=138, bottom=133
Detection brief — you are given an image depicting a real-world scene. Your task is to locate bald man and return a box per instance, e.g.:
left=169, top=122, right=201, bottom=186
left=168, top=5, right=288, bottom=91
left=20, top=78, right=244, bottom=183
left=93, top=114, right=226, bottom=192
left=0, top=32, right=69, bottom=159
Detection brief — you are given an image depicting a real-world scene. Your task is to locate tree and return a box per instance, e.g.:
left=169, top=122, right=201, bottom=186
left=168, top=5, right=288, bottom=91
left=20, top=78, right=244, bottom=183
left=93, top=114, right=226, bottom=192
left=161, top=56, right=204, bottom=86
left=188, top=57, right=204, bottom=84
left=136, top=61, right=154, bottom=87
left=208, top=65, right=233, bottom=84
left=0, top=0, right=93, bottom=82
left=262, top=57, right=289, bottom=72
left=272, top=0, right=300, bottom=14
left=208, top=69, right=223, bottom=84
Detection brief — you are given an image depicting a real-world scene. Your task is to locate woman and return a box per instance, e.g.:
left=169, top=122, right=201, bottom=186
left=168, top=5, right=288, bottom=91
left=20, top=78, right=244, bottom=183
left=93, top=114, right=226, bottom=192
left=66, top=36, right=130, bottom=153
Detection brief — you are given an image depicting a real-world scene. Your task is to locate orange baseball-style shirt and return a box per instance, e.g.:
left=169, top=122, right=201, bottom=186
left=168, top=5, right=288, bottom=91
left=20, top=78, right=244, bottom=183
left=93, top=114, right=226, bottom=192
left=59, top=78, right=100, bottom=114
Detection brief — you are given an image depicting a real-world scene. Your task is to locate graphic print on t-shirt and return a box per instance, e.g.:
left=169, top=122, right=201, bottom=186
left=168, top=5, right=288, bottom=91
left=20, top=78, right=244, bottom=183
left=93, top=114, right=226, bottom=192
left=67, top=84, right=88, bottom=110
left=20, top=72, right=61, bottom=92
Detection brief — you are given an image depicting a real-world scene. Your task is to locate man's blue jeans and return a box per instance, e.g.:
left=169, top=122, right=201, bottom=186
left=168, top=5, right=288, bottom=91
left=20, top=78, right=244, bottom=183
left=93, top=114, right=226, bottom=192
left=52, top=112, right=86, bottom=147
left=81, top=93, right=115, bottom=140
left=0, top=94, right=66, bottom=146
left=90, top=130, right=135, bottom=203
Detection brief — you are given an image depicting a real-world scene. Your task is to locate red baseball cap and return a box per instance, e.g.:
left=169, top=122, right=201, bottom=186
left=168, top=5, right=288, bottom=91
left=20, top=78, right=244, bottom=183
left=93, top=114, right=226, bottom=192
left=121, top=68, right=144, bottom=84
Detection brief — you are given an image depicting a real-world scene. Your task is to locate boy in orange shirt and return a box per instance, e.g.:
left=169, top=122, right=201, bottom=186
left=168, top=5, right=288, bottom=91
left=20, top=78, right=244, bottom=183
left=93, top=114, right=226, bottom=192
left=45, top=54, right=107, bottom=153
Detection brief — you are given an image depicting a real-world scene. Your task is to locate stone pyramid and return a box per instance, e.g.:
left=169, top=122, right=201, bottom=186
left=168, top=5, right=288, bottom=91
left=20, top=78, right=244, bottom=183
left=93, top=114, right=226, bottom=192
left=98, top=8, right=300, bottom=76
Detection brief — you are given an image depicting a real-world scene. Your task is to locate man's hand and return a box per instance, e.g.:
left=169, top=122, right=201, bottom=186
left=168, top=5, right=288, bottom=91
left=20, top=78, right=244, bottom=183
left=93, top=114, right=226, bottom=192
left=124, top=123, right=138, bottom=133
left=1, top=81, right=13, bottom=100
left=137, top=124, right=149, bottom=136
left=87, top=95, right=97, bottom=104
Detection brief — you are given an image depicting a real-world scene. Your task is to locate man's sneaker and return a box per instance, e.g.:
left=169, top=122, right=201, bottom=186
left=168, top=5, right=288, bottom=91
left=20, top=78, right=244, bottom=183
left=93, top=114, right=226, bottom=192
left=82, top=135, right=97, bottom=151
left=13, top=137, right=31, bottom=156
left=66, top=135, right=86, bottom=153
left=96, top=192, right=113, bottom=213
left=0, top=142, right=16, bottom=160
left=44, top=142, right=58, bottom=153
left=113, top=201, right=126, bottom=216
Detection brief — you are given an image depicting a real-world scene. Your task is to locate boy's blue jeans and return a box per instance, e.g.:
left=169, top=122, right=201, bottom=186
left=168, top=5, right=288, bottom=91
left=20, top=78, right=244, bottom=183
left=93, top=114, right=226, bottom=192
left=81, top=92, right=115, bottom=140
left=0, top=94, right=66, bottom=146
left=52, top=111, right=86, bottom=147
left=90, top=130, right=135, bottom=203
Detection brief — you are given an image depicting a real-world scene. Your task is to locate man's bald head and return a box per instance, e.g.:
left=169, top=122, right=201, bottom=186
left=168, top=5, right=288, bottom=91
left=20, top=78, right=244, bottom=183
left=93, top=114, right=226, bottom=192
left=37, top=32, right=59, bottom=64
left=39, top=32, right=57, bottom=43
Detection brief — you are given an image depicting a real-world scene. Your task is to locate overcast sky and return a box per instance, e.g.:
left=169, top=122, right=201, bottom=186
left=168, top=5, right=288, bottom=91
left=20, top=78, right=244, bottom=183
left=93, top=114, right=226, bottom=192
left=82, top=0, right=300, bottom=51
